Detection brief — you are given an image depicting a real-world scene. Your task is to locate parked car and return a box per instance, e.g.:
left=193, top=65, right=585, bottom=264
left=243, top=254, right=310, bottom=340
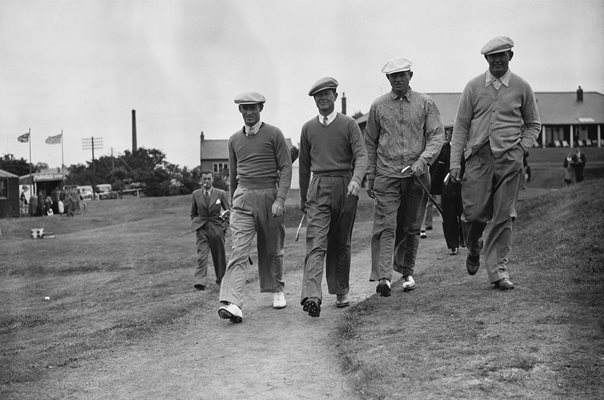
left=77, top=185, right=94, bottom=200
left=95, top=184, right=119, bottom=200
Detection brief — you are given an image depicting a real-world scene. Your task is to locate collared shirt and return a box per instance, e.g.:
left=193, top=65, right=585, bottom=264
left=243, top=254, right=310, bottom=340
left=485, top=69, right=511, bottom=90
left=365, top=88, right=444, bottom=179
left=203, top=188, right=212, bottom=198
left=244, top=120, right=263, bottom=136
left=316, top=109, right=337, bottom=126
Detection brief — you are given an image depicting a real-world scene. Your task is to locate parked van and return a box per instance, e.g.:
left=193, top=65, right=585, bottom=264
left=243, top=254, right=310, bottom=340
left=77, top=185, right=94, bottom=200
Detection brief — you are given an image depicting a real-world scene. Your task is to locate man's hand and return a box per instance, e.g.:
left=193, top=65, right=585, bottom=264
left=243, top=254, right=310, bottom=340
left=366, top=179, right=375, bottom=199
left=272, top=198, right=285, bottom=217
left=347, top=180, right=361, bottom=197
left=449, top=167, right=462, bottom=182
left=411, top=159, right=428, bottom=176
left=300, top=198, right=307, bottom=214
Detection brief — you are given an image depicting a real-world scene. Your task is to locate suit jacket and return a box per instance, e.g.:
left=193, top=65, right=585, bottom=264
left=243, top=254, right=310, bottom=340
left=190, top=187, right=231, bottom=232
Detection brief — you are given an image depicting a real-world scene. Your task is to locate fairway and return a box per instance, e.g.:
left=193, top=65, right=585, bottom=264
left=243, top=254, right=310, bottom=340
left=1, top=182, right=603, bottom=399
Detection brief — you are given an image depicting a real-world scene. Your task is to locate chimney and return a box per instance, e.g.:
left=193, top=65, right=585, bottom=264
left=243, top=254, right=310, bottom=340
left=199, top=131, right=204, bottom=167
left=577, top=86, right=583, bottom=102
left=131, top=109, right=137, bottom=151
left=341, top=92, right=347, bottom=115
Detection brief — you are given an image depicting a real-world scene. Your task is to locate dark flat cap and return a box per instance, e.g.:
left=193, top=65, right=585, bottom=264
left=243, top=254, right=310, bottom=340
left=234, top=91, right=266, bottom=104
left=308, top=77, right=339, bottom=96
left=481, top=36, right=514, bottom=55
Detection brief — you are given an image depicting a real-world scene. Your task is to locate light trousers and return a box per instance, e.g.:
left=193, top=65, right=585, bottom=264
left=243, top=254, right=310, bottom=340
left=462, top=142, right=524, bottom=283
left=219, top=187, right=285, bottom=308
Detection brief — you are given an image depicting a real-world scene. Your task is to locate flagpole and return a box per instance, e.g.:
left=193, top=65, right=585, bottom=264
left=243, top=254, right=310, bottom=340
left=28, top=128, right=33, bottom=195
left=61, top=130, right=64, bottom=174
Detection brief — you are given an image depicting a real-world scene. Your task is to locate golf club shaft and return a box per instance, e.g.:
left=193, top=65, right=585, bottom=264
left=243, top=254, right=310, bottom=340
left=414, top=175, right=444, bottom=217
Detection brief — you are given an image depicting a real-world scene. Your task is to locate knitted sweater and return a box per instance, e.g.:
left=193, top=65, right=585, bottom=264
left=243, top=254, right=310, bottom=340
left=450, top=71, right=541, bottom=169
left=228, top=122, right=292, bottom=201
left=299, top=113, right=368, bottom=200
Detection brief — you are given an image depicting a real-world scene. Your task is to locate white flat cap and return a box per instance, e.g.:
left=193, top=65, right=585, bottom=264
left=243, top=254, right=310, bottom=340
left=381, top=57, right=413, bottom=75
left=308, top=77, right=339, bottom=96
left=481, top=36, right=514, bottom=55
left=234, top=91, right=266, bottom=104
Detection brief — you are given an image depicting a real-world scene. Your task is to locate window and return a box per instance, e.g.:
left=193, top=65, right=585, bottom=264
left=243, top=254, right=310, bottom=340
left=0, top=179, right=7, bottom=199
left=213, top=162, right=228, bottom=173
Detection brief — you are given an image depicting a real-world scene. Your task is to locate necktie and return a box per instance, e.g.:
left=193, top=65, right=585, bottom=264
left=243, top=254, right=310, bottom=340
left=204, top=190, right=210, bottom=199
left=323, top=116, right=328, bottom=126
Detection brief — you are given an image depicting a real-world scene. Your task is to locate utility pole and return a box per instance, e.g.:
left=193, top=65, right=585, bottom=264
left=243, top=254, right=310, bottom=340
left=82, top=137, right=103, bottom=198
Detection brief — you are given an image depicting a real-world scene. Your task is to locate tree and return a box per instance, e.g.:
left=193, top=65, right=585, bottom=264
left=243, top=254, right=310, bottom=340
left=64, top=147, right=197, bottom=197
left=0, top=154, right=33, bottom=176
left=352, top=111, right=365, bottom=120
left=34, top=162, right=49, bottom=172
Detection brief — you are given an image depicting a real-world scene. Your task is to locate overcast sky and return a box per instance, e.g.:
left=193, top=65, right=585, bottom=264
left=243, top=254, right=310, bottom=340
left=2, top=0, right=603, bottom=169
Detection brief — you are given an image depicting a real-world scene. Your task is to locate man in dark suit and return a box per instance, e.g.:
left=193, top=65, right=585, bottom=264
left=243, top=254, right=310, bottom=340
left=191, top=170, right=231, bottom=290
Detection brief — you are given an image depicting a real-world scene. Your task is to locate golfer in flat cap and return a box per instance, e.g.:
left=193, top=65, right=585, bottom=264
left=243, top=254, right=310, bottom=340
left=365, top=57, right=444, bottom=297
left=218, top=92, right=292, bottom=323
left=450, top=36, right=541, bottom=290
left=298, top=77, right=368, bottom=317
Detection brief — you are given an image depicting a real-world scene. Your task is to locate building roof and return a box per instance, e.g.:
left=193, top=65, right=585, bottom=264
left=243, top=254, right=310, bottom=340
left=535, top=91, right=604, bottom=125
left=0, top=169, right=19, bottom=179
left=355, top=91, right=604, bottom=127
left=201, top=137, right=294, bottom=161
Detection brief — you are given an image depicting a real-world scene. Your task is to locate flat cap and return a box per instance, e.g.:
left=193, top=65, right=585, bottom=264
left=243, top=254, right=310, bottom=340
left=308, top=77, right=339, bottom=96
left=381, top=57, right=413, bottom=75
left=234, top=91, right=266, bottom=104
left=481, top=36, right=514, bottom=55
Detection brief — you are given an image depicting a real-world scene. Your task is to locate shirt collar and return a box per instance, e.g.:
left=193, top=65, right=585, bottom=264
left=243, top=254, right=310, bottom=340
left=389, top=88, right=412, bottom=101
left=485, top=69, right=511, bottom=87
left=317, top=109, right=337, bottom=125
left=244, top=121, right=263, bottom=136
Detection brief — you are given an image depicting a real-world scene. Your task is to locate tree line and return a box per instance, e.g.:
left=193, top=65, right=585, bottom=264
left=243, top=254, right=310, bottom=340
left=1, top=148, right=227, bottom=197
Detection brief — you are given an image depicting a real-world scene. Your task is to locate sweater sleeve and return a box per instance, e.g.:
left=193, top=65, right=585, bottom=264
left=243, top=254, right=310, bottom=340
left=419, top=97, right=445, bottom=166
left=450, top=84, right=473, bottom=170
left=348, top=118, right=368, bottom=185
left=364, top=102, right=380, bottom=181
left=274, top=129, right=292, bottom=201
left=519, top=82, right=542, bottom=152
left=228, top=137, right=238, bottom=199
left=299, top=126, right=311, bottom=202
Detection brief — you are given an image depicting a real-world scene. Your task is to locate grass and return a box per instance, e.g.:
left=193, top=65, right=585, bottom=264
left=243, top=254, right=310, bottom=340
left=1, top=170, right=603, bottom=398
left=335, top=179, right=604, bottom=400
left=0, top=192, right=363, bottom=392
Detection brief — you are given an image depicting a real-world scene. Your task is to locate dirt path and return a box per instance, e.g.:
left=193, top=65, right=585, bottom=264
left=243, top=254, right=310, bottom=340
left=34, top=219, right=449, bottom=400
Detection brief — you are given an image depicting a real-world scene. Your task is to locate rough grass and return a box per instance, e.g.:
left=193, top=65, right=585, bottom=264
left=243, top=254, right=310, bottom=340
left=335, top=179, right=604, bottom=400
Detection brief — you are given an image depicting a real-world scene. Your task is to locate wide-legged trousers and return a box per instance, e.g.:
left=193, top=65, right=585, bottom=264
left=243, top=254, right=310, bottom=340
left=462, top=142, right=524, bottom=283
left=300, top=175, right=358, bottom=304
left=219, top=187, right=285, bottom=308
left=371, top=174, right=429, bottom=281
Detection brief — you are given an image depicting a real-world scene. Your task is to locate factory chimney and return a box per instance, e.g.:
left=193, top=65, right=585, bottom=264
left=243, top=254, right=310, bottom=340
left=132, top=109, right=138, bottom=152
left=341, top=92, right=347, bottom=115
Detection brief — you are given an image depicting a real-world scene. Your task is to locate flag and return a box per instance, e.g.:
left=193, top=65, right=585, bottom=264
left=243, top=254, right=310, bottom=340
left=17, top=132, right=30, bottom=143
left=45, top=133, right=63, bottom=144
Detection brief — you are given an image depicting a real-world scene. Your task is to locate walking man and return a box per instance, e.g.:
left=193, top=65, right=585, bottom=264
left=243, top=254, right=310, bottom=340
left=450, top=36, right=541, bottom=290
left=299, top=77, right=368, bottom=317
left=365, top=57, right=444, bottom=296
left=190, top=170, right=230, bottom=290
left=218, top=91, right=292, bottom=323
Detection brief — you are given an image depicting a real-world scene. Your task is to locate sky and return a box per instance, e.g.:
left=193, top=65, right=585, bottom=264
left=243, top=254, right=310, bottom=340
left=1, top=0, right=603, bottom=170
